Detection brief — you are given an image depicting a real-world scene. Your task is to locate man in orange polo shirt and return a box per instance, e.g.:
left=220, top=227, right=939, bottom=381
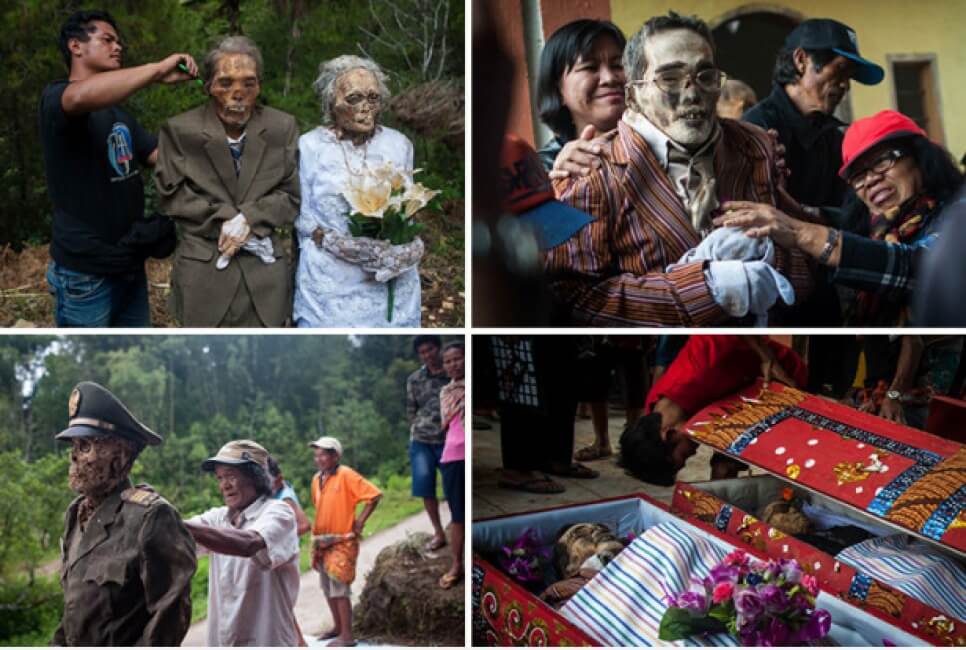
left=308, top=436, right=381, bottom=647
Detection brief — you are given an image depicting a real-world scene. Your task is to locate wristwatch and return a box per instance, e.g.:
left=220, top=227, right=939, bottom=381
left=885, top=390, right=902, bottom=401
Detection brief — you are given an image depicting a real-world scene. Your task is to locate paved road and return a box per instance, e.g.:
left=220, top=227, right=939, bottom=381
left=182, top=504, right=450, bottom=646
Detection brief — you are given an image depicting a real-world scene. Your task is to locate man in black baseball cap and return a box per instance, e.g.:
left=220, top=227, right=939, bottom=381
left=742, top=18, right=883, bottom=370
left=744, top=17, right=885, bottom=213
left=53, top=381, right=196, bottom=646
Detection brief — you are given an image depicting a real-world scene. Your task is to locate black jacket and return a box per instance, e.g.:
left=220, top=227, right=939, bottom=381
left=743, top=83, right=849, bottom=211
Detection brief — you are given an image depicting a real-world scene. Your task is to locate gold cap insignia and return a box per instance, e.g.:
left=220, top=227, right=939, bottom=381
left=68, top=388, right=81, bottom=418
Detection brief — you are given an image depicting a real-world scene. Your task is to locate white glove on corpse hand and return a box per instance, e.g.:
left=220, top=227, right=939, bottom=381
left=215, top=213, right=277, bottom=270
left=705, top=260, right=795, bottom=326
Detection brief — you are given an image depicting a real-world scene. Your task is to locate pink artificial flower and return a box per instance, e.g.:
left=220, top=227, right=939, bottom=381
left=801, top=573, right=819, bottom=596
left=712, top=581, right=734, bottom=604
left=724, top=550, right=747, bottom=567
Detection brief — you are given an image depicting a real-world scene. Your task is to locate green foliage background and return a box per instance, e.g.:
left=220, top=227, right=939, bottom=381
left=0, top=333, right=460, bottom=644
left=0, top=0, right=464, bottom=246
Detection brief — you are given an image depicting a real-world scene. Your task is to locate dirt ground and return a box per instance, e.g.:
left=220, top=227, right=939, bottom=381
left=0, top=203, right=464, bottom=328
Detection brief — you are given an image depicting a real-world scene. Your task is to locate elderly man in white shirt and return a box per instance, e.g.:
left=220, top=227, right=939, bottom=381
left=184, top=440, right=300, bottom=647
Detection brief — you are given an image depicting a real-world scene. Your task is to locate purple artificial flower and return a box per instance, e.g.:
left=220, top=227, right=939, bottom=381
left=674, top=590, right=710, bottom=617
left=709, top=563, right=741, bottom=584
left=800, top=608, right=832, bottom=642
left=761, top=560, right=783, bottom=582
left=739, top=625, right=764, bottom=646
left=733, top=587, right=765, bottom=620
left=758, top=584, right=790, bottom=614
left=762, top=617, right=791, bottom=646
left=779, top=559, right=803, bottom=584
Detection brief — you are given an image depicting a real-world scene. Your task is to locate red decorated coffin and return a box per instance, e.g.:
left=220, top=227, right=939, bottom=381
left=672, top=476, right=965, bottom=646
left=682, top=381, right=965, bottom=559
left=472, top=493, right=946, bottom=646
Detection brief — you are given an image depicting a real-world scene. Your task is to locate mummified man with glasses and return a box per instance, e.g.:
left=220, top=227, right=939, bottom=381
left=544, top=11, right=816, bottom=327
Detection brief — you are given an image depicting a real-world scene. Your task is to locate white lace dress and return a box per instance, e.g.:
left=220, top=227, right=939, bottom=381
left=293, top=126, right=421, bottom=327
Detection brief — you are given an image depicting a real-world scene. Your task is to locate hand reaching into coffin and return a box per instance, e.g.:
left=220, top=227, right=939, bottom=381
left=742, top=335, right=798, bottom=389
left=878, top=396, right=906, bottom=424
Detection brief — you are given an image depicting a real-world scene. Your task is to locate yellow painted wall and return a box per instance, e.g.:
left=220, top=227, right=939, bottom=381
left=610, top=1, right=966, bottom=160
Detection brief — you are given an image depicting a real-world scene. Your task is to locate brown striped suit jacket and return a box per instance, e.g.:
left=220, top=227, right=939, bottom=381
left=547, top=118, right=813, bottom=326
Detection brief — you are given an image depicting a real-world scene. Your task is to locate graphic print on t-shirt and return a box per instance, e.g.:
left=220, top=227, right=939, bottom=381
left=107, top=122, right=137, bottom=182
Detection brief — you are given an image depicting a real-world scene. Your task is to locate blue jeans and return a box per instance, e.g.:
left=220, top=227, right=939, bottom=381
left=46, top=261, right=150, bottom=327
left=409, top=440, right=445, bottom=498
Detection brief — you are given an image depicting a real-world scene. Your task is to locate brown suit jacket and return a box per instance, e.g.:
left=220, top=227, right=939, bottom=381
left=156, top=103, right=300, bottom=326
left=547, top=118, right=814, bottom=326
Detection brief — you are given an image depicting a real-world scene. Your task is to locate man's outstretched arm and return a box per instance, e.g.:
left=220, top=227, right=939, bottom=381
left=61, top=52, right=198, bottom=115
left=184, top=520, right=266, bottom=557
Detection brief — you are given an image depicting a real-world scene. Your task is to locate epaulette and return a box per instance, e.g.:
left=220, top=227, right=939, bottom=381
left=121, top=483, right=161, bottom=507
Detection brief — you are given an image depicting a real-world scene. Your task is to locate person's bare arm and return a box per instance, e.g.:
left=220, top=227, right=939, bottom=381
left=352, top=495, right=381, bottom=538
left=880, top=335, right=924, bottom=424
left=61, top=53, right=198, bottom=115
left=741, top=335, right=798, bottom=388
left=183, top=520, right=266, bottom=557
left=283, top=498, right=312, bottom=537
left=715, top=203, right=841, bottom=266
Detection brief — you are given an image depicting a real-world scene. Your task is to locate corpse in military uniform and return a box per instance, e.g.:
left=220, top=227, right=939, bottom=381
left=52, top=381, right=197, bottom=646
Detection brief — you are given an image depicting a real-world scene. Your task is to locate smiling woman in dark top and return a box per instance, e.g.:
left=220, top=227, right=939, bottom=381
left=535, top=19, right=626, bottom=174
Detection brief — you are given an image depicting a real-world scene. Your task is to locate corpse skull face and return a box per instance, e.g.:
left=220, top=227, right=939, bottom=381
left=68, top=436, right=132, bottom=496
left=629, top=28, right=719, bottom=147
left=332, top=68, right=381, bottom=136
left=209, top=53, right=260, bottom=134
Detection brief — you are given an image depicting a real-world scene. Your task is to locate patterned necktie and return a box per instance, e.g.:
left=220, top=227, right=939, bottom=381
left=228, top=138, right=245, bottom=176
left=667, top=125, right=721, bottom=235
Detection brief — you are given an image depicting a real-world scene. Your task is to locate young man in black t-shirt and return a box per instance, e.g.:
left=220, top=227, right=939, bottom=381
left=39, top=10, right=199, bottom=326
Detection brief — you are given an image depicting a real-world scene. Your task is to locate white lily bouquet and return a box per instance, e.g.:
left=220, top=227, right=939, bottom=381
left=341, top=160, right=440, bottom=321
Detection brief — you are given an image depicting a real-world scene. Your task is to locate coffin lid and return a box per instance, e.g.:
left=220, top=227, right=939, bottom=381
left=682, top=380, right=966, bottom=559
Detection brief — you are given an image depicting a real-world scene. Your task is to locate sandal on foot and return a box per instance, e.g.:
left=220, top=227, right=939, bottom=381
left=439, top=572, right=462, bottom=589
left=574, top=445, right=612, bottom=462
left=497, top=474, right=565, bottom=494
left=545, top=462, right=600, bottom=479
left=319, top=630, right=339, bottom=641
left=425, top=535, right=447, bottom=552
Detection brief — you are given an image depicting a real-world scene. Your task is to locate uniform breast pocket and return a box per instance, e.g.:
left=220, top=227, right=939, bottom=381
left=81, top=559, right=128, bottom=614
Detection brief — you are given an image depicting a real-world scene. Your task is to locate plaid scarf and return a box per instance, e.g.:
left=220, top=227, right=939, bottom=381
left=440, top=378, right=464, bottom=429
left=856, top=193, right=938, bottom=325
left=869, top=193, right=936, bottom=244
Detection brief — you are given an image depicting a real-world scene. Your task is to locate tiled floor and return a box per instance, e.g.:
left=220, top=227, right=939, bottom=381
left=471, top=409, right=762, bottom=520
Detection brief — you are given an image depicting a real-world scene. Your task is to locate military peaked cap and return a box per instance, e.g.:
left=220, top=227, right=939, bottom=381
left=55, top=381, right=163, bottom=446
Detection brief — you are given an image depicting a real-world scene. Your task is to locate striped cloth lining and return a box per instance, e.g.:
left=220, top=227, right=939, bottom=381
left=836, top=534, right=966, bottom=622
left=559, top=522, right=736, bottom=647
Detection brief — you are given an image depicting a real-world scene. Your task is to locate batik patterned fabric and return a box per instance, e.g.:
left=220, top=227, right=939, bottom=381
left=560, top=522, right=736, bottom=647
left=685, top=381, right=966, bottom=555
left=837, top=535, right=966, bottom=622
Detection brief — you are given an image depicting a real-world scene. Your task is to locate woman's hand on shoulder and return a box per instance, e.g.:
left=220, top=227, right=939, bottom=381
left=548, top=125, right=606, bottom=180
